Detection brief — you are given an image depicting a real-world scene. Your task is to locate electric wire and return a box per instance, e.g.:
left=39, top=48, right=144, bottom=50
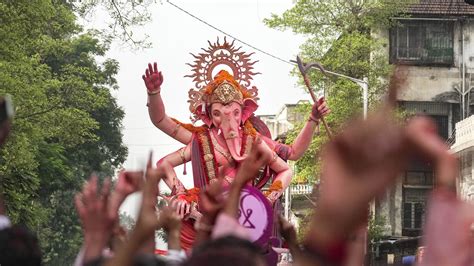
left=166, top=0, right=295, bottom=66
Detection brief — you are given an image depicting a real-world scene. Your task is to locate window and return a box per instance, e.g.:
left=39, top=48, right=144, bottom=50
left=429, top=115, right=449, bottom=140
left=402, top=187, right=430, bottom=236
left=403, top=201, right=425, bottom=229
left=390, top=20, right=454, bottom=65
left=402, top=161, right=433, bottom=236
left=398, top=101, right=451, bottom=141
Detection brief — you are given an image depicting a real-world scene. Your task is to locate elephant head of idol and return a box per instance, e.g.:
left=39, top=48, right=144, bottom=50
left=193, top=70, right=258, bottom=161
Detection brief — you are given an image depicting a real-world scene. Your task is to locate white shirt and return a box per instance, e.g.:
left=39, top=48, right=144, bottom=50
left=0, top=214, right=11, bottom=230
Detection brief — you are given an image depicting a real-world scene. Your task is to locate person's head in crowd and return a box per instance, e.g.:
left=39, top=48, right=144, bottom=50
left=0, top=95, right=13, bottom=146
left=84, top=254, right=170, bottom=266
left=131, top=254, right=168, bottom=266
left=0, top=98, right=36, bottom=266
left=0, top=225, right=42, bottom=266
left=183, top=236, right=266, bottom=266
left=416, top=246, right=425, bottom=262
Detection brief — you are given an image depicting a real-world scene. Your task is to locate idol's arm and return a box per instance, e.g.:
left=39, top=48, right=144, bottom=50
left=260, top=140, right=292, bottom=203
left=266, top=98, right=330, bottom=161
left=156, top=144, right=191, bottom=195
left=261, top=121, right=317, bottom=162
left=286, top=118, right=320, bottom=160
left=156, top=144, right=194, bottom=218
left=143, top=62, right=193, bottom=144
left=147, top=95, right=192, bottom=145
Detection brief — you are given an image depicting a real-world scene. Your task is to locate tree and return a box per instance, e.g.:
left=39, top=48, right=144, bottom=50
left=72, top=0, right=156, bottom=49
left=119, top=212, right=136, bottom=232
left=265, top=0, right=416, bottom=183
left=0, top=1, right=127, bottom=264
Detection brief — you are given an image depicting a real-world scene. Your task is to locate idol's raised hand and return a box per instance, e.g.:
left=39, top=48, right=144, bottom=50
left=142, top=62, right=163, bottom=94
left=310, top=97, right=331, bottom=121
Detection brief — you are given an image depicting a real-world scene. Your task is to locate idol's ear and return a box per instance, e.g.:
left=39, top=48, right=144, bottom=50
left=242, top=98, right=258, bottom=122
left=195, top=104, right=213, bottom=127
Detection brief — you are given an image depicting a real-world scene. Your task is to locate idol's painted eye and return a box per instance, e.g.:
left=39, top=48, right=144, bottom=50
left=212, top=110, right=221, bottom=117
left=233, top=109, right=240, bottom=116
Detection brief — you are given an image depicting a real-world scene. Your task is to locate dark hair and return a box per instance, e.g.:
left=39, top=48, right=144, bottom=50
left=132, top=254, right=168, bottom=266
left=0, top=225, right=42, bottom=266
left=183, top=236, right=265, bottom=266
left=84, top=254, right=168, bottom=266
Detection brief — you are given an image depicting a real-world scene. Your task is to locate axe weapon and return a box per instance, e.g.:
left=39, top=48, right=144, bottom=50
left=292, top=56, right=333, bottom=139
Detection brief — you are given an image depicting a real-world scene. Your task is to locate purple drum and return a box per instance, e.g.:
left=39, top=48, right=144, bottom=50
left=234, top=185, right=273, bottom=246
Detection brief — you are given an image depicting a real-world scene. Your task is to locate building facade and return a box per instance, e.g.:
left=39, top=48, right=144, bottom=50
left=373, top=0, right=474, bottom=263
left=257, top=100, right=308, bottom=139
left=452, top=115, right=474, bottom=202
left=260, top=2, right=474, bottom=263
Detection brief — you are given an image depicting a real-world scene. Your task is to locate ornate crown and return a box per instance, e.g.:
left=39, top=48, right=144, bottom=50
left=186, top=37, right=260, bottom=123
left=209, top=80, right=243, bottom=105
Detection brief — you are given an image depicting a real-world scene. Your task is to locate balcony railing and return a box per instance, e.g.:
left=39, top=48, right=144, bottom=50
left=290, top=184, right=313, bottom=195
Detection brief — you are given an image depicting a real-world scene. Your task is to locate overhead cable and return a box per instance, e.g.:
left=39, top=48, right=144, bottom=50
left=166, top=0, right=295, bottom=66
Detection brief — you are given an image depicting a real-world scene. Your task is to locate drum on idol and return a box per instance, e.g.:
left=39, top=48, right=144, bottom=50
left=224, top=185, right=273, bottom=246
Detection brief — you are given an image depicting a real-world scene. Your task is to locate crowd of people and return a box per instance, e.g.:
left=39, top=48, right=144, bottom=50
left=1, top=68, right=474, bottom=266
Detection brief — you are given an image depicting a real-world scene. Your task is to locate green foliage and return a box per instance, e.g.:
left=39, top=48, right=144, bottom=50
left=265, top=0, right=416, bottom=183
left=368, top=214, right=388, bottom=242
left=119, top=212, right=136, bottom=232
left=0, top=1, right=127, bottom=264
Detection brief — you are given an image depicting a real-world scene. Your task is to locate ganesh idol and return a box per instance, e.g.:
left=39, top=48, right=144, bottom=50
left=141, top=39, right=330, bottom=250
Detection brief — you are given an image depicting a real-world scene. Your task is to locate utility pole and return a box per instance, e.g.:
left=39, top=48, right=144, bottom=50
left=318, top=69, right=369, bottom=119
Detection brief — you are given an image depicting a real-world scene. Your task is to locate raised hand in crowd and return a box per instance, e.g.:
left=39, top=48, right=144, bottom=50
left=225, top=136, right=273, bottom=217
left=134, top=153, right=162, bottom=254
left=198, top=180, right=224, bottom=222
left=300, top=68, right=411, bottom=265
left=302, top=111, right=407, bottom=265
left=108, top=170, right=144, bottom=222
left=240, top=136, right=274, bottom=180
left=158, top=205, right=182, bottom=251
left=105, top=154, right=163, bottom=266
left=74, top=175, right=113, bottom=263
left=418, top=187, right=474, bottom=266
left=404, top=117, right=474, bottom=266
left=194, top=179, right=225, bottom=245
left=279, top=216, right=303, bottom=263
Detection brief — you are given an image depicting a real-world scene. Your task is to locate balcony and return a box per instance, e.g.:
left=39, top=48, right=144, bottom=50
left=290, top=184, right=313, bottom=195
